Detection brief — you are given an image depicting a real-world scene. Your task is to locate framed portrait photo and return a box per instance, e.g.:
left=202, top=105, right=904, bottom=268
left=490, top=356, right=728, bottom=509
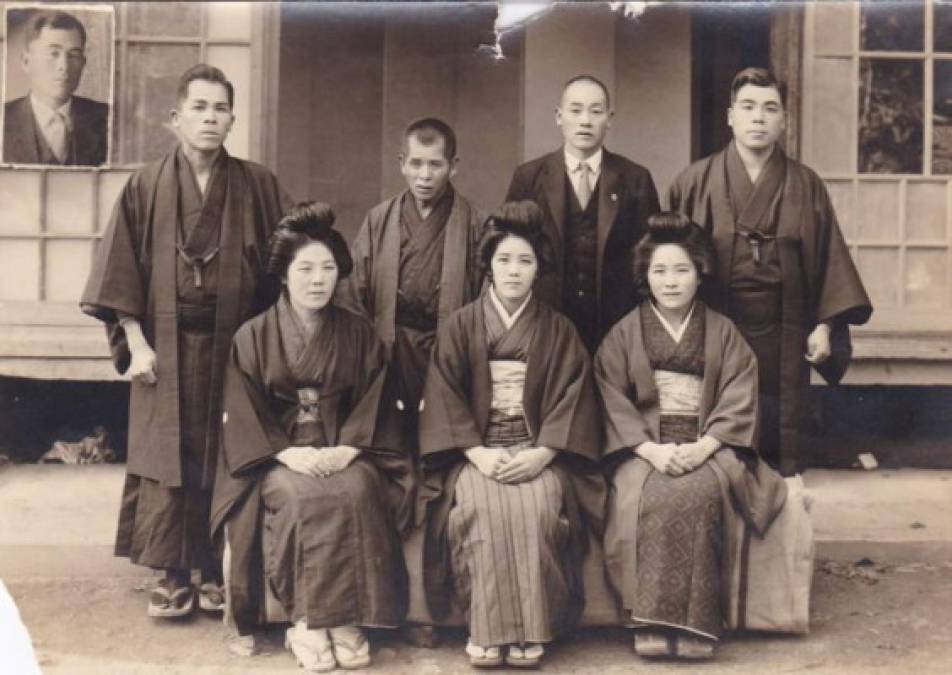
left=2, top=3, right=115, bottom=168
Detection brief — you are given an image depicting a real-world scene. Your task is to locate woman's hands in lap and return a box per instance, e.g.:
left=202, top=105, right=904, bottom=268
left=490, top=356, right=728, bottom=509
left=465, top=445, right=557, bottom=484
left=635, top=437, right=720, bottom=477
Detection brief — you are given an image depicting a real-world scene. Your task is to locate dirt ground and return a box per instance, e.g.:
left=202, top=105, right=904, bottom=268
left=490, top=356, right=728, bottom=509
left=7, top=550, right=952, bottom=675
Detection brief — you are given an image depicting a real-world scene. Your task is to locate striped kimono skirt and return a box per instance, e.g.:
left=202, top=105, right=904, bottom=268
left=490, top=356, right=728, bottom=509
left=447, top=359, right=573, bottom=647
left=608, top=306, right=724, bottom=641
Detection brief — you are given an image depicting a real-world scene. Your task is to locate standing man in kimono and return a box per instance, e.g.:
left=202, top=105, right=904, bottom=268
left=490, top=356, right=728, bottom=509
left=668, top=67, right=872, bottom=475
left=505, top=74, right=660, bottom=353
left=81, top=64, right=290, bottom=618
left=339, top=117, right=486, bottom=454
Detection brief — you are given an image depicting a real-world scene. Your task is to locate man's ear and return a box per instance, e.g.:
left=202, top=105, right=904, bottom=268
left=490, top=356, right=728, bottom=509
left=449, top=156, right=460, bottom=178
left=555, top=105, right=563, bottom=128
left=20, top=49, right=31, bottom=73
left=169, top=107, right=180, bottom=129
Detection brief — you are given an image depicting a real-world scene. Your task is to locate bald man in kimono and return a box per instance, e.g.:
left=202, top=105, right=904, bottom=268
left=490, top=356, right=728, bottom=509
left=668, top=67, right=872, bottom=476
left=81, top=64, right=290, bottom=617
left=338, top=117, right=486, bottom=442
left=505, top=74, right=660, bottom=353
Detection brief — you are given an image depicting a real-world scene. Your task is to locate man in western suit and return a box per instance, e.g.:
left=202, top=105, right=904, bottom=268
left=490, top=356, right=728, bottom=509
left=505, top=74, right=660, bottom=352
left=3, top=10, right=108, bottom=166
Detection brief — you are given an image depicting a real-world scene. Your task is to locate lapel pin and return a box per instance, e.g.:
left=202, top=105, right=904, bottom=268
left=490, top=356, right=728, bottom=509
left=611, top=193, right=618, bottom=202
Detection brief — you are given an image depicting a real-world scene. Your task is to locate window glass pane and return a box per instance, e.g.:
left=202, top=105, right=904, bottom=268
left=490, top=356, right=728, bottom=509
left=127, top=1, right=201, bottom=37
left=857, top=181, right=900, bottom=241
left=827, top=180, right=856, bottom=240
left=46, top=241, right=94, bottom=303
left=860, top=0, right=924, bottom=52
left=206, top=46, right=250, bottom=159
left=0, top=171, right=41, bottom=234
left=47, top=173, right=95, bottom=234
left=124, top=44, right=201, bottom=163
left=812, top=58, right=854, bottom=174
left=906, top=182, right=947, bottom=241
left=935, top=1, right=952, bottom=52
left=207, top=2, right=252, bottom=41
left=858, top=59, right=923, bottom=174
left=905, top=249, right=949, bottom=308
left=97, top=172, right=134, bottom=233
left=857, top=248, right=900, bottom=307
left=0, top=240, right=40, bottom=301
left=932, top=61, right=952, bottom=174
left=814, top=2, right=853, bottom=53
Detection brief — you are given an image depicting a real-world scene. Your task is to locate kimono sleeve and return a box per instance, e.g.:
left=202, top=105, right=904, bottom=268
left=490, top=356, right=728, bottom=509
left=704, top=318, right=760, bottom=450
left=419, top=313, right=484, bottom=464
left=593, top=319, right=654, bottom=460
left=220, top=333, right=291, bottom=476
left=534, top=319, right=603, bottom=461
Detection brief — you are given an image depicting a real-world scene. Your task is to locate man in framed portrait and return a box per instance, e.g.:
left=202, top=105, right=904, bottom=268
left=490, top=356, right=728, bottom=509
left=3, top=9, right=109, bottom=166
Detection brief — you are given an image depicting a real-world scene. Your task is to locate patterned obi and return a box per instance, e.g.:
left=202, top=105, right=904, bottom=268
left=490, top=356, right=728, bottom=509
left=291, top=386, right=327, bottom=447
left=654, top=369, right=702, bottom=445
left=485, top=360, right=532, bottom=449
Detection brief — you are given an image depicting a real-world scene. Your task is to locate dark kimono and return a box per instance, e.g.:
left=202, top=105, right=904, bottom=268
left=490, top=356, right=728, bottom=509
left=668, top=143, right=872, bottom=475
left=595, top=303, right=787, bottom=640
left=419, top=293, right=605, bottom=646
left=335, top=187, right=486, bottom=462
left=80, top=147, right=289, bottom=571
left=210, top=299, right=412, bottom=635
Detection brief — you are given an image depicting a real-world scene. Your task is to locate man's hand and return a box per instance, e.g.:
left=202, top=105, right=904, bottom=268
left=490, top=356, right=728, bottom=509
left=464, top=446, right=508, bottom=478
left=122, top=318, right=157, bottom=385
left=805, top=323, right=832, bottom=365
left=494, top=446, right=557, bottom=484
left=128, top=344, right=158, bottom=385
left=275, top=446, right=323, bottom=476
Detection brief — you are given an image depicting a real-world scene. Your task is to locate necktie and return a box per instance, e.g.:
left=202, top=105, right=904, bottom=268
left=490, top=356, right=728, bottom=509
left=46, top=112, right=69, bottom=164
left=575, top=161, right=592, bottom=209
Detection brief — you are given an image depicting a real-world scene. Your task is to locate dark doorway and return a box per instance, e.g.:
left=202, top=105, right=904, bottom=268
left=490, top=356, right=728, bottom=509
left=691, top=4, right=772, bottom=160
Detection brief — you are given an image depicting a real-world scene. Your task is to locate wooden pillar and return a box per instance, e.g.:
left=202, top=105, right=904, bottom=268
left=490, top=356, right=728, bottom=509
left=771, top=4, right=805, bottom=160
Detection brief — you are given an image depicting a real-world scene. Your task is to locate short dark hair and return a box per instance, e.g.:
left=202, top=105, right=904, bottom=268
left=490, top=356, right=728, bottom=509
left=478, top=200, right=553, bottom=280
left=730, top=67, right=786, bottom=108
left=631, top=212, right=716, bottom=303
left=402, top=117, right=457, bottom=161
left=561, top=74, right=611, bottom=110
left=266, top=202, right=353, bottom=281
left=25, top=10, right=86, bottom=50
left=176, top=64, right=235, bottom=110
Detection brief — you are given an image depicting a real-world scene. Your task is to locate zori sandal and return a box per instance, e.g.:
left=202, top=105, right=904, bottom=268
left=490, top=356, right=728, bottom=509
left=329, top=625, right=371, bottom=669
left=147, top=580, right=194, bottom=618
left=198, top=582, right=226, bottom=612
left=465, top=639, right=503, bottom=668
left=285, top=621, right=336, bottom=673
left=506, top=643, right=544, bottom=668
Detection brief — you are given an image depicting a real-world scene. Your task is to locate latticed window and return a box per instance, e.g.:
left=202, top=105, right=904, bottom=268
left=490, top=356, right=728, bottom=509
left=803, top=0, right=952, bottom=330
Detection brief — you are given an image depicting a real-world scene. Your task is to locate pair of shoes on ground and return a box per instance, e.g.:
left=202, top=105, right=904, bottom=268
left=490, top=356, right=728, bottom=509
left=286, top=620, right=371, bottom=672
left=466, top=639, right=544, bottom=668
left=634, top=630, right=714, bottom=660
left=148, top=579, right=225, bottom=618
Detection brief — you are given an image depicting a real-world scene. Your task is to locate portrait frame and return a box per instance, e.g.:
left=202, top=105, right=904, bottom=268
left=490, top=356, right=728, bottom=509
left=1, top=2, right=115, bottom=168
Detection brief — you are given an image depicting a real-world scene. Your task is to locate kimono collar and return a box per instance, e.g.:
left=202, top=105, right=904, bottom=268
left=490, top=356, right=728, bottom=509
left=488, top=285, right=533, bottom=330
left=648, top=300, right=696, bottom=343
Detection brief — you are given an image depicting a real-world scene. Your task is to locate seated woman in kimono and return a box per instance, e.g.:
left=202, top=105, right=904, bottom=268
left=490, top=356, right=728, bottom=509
left=418, top=201, right=605, bottom=669
left=594, top=213, right=786, bottom=660
left=210, top=203, right=412, bottom=672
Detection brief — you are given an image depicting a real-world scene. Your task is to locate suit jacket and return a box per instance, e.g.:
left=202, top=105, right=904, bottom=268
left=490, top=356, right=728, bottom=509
left=3, top=95, right=109, bottom=166
left=505, top=148, right=659, bottom=341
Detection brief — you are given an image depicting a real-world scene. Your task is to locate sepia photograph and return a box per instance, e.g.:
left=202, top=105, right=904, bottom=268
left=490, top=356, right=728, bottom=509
left=0, top=1, right=950, bottom=673
left=2, top=3, right=114, bottom=167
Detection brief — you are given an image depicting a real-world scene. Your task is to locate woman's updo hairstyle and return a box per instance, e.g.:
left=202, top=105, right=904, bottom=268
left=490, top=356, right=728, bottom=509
left=631, top=212, right=716, bottom=302
left=266, top=201, right=353, bottom=280
left=477, top=200, right=553, bottom=280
